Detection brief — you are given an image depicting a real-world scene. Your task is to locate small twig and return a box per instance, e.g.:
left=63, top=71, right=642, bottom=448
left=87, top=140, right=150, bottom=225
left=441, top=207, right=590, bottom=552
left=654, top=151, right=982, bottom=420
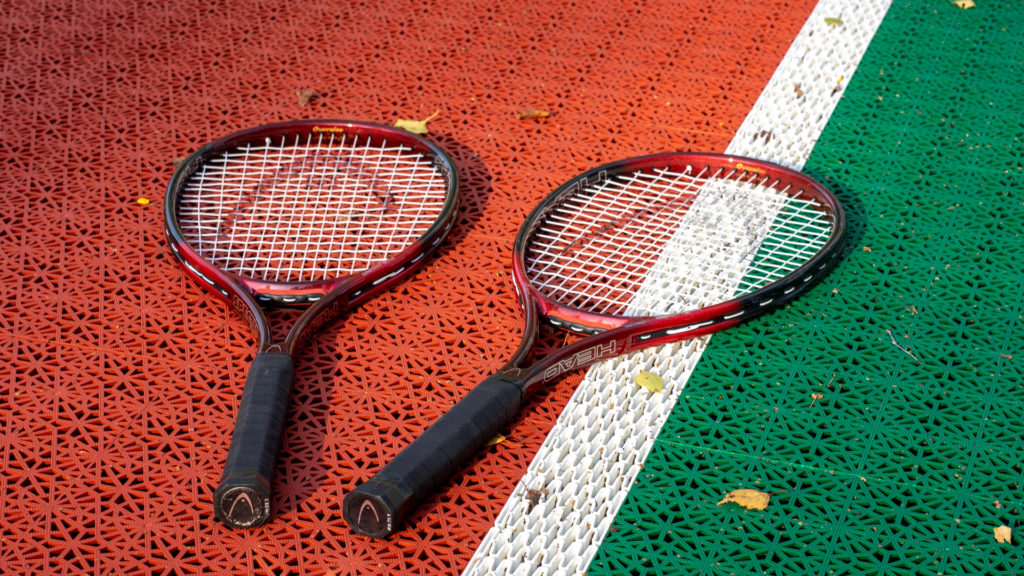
left=886, top=329, right=922, bottom=364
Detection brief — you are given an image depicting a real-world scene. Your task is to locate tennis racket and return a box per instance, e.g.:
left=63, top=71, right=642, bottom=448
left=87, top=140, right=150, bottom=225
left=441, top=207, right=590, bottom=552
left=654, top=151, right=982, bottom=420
left=164, top=119, right=458, bottom=529
left=343, top=152, right=846, bottom=538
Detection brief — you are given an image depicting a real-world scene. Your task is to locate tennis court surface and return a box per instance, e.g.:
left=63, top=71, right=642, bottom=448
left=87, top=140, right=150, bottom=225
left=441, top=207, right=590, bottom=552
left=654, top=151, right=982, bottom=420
left=2, top=0, right=1021, bottom=574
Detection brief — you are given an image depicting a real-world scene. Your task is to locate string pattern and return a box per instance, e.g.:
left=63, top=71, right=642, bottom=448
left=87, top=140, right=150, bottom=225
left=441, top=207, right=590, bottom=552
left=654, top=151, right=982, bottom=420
left=524, top=166, right=834, bottom=318
left=175, top=132, right=449, bottom=283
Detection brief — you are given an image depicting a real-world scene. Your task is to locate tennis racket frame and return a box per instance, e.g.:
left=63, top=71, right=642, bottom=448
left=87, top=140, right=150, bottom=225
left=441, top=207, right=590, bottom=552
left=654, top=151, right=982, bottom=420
left=343, top=152, right=845, bottom=538
left=164, top=119, right=459, bottom=528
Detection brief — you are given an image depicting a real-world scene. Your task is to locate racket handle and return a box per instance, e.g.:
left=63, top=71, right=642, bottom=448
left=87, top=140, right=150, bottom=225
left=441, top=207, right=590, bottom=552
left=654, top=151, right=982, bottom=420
left=212, top=352, right=294, bottom=529
left=343, top=373, right=525, bottom=538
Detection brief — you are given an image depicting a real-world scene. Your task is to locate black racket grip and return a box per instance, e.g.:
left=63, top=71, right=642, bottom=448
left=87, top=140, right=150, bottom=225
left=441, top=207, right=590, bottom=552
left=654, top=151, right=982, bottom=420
left=212, top=352, right=294, bottom=529
left=343, top=373, right=525, bottom=538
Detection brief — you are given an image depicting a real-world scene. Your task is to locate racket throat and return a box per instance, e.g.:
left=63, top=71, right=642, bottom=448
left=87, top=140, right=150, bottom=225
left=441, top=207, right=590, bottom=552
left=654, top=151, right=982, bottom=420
left=522, top=334, right=626, bottom=394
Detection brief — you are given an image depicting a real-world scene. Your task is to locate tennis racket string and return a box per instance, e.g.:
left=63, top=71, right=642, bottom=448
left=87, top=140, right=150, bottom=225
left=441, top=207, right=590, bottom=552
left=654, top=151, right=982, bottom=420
left=525, top=164, right=834, bottom=318
left=175, top=131, right=449, bottom=283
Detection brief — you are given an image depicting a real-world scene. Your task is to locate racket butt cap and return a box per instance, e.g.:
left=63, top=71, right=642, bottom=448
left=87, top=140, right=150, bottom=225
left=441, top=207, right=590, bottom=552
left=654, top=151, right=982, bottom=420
left=213, top=478, right=272, bottom=529
left=343, top=478, right=411, bottom=538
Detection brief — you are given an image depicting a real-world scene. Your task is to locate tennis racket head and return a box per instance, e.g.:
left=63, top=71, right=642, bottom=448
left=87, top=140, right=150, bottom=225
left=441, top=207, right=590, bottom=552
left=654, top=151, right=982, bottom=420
left=164, top=119, right=458, bottom=309
left=513, top=152, right=846, bottom=349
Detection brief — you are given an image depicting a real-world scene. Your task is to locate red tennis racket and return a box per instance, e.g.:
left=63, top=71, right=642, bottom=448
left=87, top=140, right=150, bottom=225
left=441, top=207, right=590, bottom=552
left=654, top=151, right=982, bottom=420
left=164, top=120, right=458, bottom=529
left=343, top=152, right=846, bottom=538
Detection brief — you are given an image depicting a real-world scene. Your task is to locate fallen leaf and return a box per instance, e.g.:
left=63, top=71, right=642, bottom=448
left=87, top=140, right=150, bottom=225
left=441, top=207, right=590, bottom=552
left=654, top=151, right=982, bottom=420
left=486, top=434, right=506, bottom=447
left=827, top=75, right=843, bottom=95
left=518, top=108, right=551, bottom=120
left=794, top=83, right=804, bottom=98
left=634, top=371, right=664, bottom=393
left=136, top=197, right=150, bottom=206
left=717, top=489, right=770, bottom=511
left=952, top=0, right=975, bottom=8
left=296, top=88, right=319, bottom=107
left=172, top=157, right=187, bottom=168
left=394, top=110, right=440, bottom=135
left=825, top=17, right=844, bottom=27
left=525, top=488, right=548, bottom=512
left=994, top=525, right=1012, bottom=543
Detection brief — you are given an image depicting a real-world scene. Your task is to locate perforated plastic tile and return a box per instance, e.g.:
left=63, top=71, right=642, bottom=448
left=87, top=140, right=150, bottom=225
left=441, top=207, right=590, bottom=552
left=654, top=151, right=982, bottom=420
left=5, top=0, right=1019, bottom=574
left=0, top=0, right=818, bottom=574
left=589, top=1, right=1024, bottom=574
left=466, top=2, right=892, bottom=573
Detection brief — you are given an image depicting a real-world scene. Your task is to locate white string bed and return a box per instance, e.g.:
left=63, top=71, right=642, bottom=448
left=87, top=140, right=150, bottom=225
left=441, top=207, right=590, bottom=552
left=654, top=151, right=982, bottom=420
left=525, top=166, right=832, bottom=318
left=176, top=131, right=448, bottom=283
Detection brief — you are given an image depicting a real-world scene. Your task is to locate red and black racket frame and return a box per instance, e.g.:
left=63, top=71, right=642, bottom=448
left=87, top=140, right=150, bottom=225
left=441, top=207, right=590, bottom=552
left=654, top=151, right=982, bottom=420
left=510, top=153, right=847, bottom=392
left=164, top=120, right=459, bottom=529
left=343, top=152, right=845, bottom=538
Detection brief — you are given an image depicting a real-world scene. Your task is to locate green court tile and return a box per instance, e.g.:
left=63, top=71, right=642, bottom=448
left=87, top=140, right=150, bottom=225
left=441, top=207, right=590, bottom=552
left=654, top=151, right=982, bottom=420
left=590, top=1, right=1024, bottom=574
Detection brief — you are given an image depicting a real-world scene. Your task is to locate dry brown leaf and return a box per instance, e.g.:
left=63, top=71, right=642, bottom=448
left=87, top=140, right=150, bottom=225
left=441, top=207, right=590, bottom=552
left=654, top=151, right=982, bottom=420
left=525, top=488, right=549, bottom=512
left=394, top=110, right=440, bottom=135
left=518, top=108, right=551, bottom=120
left=994, top=525, right=1012, bottom=543
left=634, top=371, right=664, bottom=393
left=717, top=488, right=770, bottom=511
left=952, top=0, right=975, bottom=8
left=296, top=88, right=319, bottom=107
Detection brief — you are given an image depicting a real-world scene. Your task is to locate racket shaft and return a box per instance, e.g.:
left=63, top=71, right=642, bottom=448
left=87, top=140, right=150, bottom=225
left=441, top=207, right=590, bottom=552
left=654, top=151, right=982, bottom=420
left=344, top=373, right=524, bottom=538
left=213, top=352, right=294, bottom=528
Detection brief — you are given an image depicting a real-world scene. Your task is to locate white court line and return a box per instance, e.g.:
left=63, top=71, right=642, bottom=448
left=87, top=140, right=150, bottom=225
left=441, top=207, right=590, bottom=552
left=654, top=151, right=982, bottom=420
left=464, top=1, right=893, bottom=574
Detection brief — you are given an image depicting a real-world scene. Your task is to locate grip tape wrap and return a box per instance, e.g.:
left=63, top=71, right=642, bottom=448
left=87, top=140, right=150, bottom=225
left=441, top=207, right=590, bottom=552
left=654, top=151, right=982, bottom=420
left=344, top=373, right=525, bottom=538
left=213, top=352, right=294, bottom=528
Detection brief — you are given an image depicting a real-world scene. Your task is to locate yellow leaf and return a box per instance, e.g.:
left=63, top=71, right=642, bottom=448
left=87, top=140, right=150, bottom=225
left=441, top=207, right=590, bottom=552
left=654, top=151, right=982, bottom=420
left=634, top=371, right=664, bottom=393
left=952, top=0, right=975, bottom=8
left=824, top=17, right=843, bottom=27
left=486, top=434, right=506, bottom=447
left=394, top=110, right=440, bottom=135
left=717, top=489, right=771, bottom=511
left=136, top=197, right=150, bottom=206
left=994, top=525, right=1012, bottom=543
